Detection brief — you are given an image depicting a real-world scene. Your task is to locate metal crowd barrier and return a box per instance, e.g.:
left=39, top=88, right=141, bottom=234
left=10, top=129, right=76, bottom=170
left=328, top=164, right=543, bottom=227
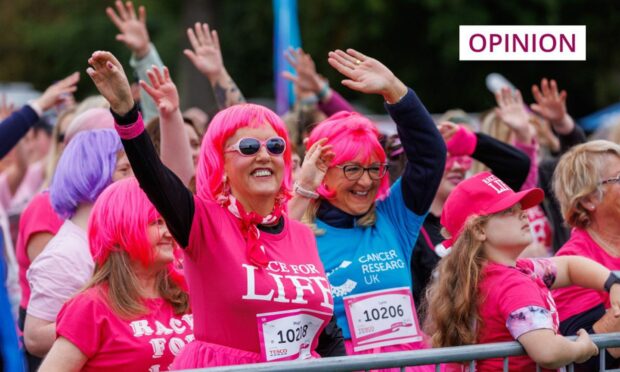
left=194, top=332, right=620, bottom=372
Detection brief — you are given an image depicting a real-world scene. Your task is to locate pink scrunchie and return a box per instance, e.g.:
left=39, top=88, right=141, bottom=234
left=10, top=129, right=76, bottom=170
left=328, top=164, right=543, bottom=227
left=446, top=125, right=477, bottom=156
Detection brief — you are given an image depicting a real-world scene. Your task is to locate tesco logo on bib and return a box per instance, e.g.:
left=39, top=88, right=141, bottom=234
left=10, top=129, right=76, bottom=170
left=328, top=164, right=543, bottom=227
left=459, top=26, right=586, bottom=61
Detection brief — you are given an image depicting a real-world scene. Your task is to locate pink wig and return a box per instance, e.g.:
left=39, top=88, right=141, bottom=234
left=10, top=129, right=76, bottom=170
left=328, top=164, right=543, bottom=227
left=89, top=177, right=173, bottom=268
left=195, top=103, right=292, bottom=201
left=307, top=111, right=389, bottom=200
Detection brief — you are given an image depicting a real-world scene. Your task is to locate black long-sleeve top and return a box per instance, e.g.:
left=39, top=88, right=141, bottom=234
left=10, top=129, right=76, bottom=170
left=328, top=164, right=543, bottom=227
left=0, top=105, right=39, bottom=159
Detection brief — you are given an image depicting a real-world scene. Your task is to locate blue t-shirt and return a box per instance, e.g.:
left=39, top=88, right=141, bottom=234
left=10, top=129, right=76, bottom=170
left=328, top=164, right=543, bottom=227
left=315, top=179, right=426, bottom=339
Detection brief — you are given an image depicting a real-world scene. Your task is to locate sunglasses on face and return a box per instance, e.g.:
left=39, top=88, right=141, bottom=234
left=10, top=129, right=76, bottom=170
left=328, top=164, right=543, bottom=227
left=445, top=155, right=473, bottom=171
left=336, top=163, right=389, bottom=181
left=225, top=137, right=286, bottom=156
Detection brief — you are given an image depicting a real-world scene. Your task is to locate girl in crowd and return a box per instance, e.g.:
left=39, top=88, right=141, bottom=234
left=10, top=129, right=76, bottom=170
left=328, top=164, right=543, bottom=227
left=39, top=178, right=192, bottom=371
left=552, top=140, right=620, bottom=370
left=24, top=129, right=132, bottom=358
left=87, top=50, right=344, bottom=368
left=425, top=171, right=620, bottom=371
left=291, top=49, right=445, bottom=369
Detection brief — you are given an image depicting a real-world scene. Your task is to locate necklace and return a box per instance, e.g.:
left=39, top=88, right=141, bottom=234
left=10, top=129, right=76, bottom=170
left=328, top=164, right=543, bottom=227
left=587, top=228, right=620, bottom=257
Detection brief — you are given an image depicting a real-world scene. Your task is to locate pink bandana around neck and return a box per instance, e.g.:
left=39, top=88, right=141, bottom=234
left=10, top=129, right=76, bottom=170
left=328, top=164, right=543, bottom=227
left=221, top=195, right=283, bottom=268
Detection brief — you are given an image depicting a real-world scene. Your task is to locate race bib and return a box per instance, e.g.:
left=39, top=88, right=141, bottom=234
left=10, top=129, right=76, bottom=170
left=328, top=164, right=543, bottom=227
left=344, top=287, right=422, bottom=352
left=257, top=309, right=330, bottom=362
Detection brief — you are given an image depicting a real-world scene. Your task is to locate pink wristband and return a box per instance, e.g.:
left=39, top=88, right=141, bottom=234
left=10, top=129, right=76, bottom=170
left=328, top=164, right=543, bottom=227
left=114, top=113, right=145, bottom=140
left=446, top=125, right=477, bottom=156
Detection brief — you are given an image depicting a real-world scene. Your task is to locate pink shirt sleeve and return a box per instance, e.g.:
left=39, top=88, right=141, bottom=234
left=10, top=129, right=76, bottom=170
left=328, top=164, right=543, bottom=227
left=56, top=290, right=103, bottom=358
left=318, top=90, right=355, bottom=117
left=493, top=267, right=555, bottom=339
left=26, top=225, right=93, bottom=321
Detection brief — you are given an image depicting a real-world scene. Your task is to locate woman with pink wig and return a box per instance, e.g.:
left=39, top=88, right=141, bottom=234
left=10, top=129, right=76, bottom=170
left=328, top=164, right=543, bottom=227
left=39, top=178, right=192, bottom=371
left=87, top=51, right=344, bottom=368
left=291, top=49, right=446, bottom=370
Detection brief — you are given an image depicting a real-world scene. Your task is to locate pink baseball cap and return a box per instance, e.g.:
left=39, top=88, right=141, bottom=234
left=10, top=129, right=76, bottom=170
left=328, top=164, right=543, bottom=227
left=440, top=171, right=544, bottom=248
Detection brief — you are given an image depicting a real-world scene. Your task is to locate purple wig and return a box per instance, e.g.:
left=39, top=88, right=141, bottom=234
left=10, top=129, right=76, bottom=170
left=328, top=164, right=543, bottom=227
left=50, top=129, right=122, bottom=218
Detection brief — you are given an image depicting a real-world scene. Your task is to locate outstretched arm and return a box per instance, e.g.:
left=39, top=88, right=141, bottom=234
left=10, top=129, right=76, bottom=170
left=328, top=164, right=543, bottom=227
left=184, top=22, right=245, bottom=109
left=283, top=47, right=354, bottom=115
left=0, top=72, right=79, bottom=159
left=531, top=78, right=574, bottom=135
left=328, top=49, right=445, bottom=214
left=140, top=66, right=194, bottom=186
left=106, top=0, right=162, bottom=122
left=87, top=51, right=194, bottom=247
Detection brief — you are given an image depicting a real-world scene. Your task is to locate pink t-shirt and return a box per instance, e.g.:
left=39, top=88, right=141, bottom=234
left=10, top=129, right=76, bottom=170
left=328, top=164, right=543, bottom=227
left=16, top=191, right=63, bottom=309
left=57, top=286, right=194, bottom=372
left=476, top=259, right=559, bottom=372
left=27, top=220, right=93, bottom=321
left=183, top=197, right=333, bottom=362
left=553, top=228, right=619, bottom=321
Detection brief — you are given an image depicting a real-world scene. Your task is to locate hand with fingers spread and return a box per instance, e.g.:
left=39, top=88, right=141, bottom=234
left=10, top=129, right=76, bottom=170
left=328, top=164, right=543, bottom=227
left=184, top=22, right=225, bottom=81
left=140, top=66, right=179, bottom=117
left=34, top=72, right=80, bottom=112
left=106, top=0, right=151, bottom=59
left=0, top=94, right=15, bottom=121
left=530, top=78, right=573, bottom=134
left=184, top=22, right=245, bottom=108
left=327, top=48, right=407, bottom=104
left=282, top=48, right=326, bottom=97
left=494, top=87, right=532, bottom=144
left=87, top=51, right=134, bottom=115
left=298, top=138, right=335, bottom=192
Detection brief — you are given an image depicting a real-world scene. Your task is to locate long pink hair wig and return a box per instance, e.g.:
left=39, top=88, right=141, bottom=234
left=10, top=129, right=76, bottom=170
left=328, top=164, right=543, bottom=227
left=195, top=103, right=292, bottom=201
left=307, top=111, right=390, bottom=200
left=89, top=177, right=175, bottom=269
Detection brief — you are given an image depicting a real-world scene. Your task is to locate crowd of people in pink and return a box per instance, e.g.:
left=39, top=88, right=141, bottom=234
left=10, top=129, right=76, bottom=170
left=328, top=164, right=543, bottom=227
left=2, top=2, right=620, bottom=371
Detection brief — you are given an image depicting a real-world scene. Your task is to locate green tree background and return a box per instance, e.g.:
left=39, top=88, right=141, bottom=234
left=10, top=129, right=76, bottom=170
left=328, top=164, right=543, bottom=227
left=1, top=0, right=619, bottom=119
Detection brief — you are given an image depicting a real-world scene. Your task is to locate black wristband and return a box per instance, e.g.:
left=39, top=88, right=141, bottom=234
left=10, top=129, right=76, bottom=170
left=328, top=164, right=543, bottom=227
left=604, top=272, right=620, bottom=292
left=110, top=103, right=139, bottom=126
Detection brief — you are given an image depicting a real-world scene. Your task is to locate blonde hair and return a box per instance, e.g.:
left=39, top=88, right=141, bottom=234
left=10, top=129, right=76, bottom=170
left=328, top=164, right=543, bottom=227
left=553, top=140, right=620, bottom=229
left=42, top=106, right=77, bottom=188
left=86, top=250, right=189, bottom=319
left=423, top=215, right=489, bottom=347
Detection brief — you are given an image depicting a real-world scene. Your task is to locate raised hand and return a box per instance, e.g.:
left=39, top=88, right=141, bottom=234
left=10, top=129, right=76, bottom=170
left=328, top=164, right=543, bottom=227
left=327, top=48, right=406, bottom=103
left=282, top=48, right=324, bottom=96
left=530, top=78, right=568, bottom=125
left=87, top=51, right=134, bottom=115
left=494, top=87, right=532, bottom=144
left=140, top=66, right=179, bottom=116
left=298, top=138, right=335, bottom=191
left=34, top=72, right=80, bottom=112
left=184, top=22, right=224, bottom=80
left=106, top=0, right=150, bottom=58
left=0, top=94, right=15, bottom=120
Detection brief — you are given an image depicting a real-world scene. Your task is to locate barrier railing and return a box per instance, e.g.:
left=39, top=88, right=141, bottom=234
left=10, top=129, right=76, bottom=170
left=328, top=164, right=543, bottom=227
left=195, top=332, right=620, bottom=372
